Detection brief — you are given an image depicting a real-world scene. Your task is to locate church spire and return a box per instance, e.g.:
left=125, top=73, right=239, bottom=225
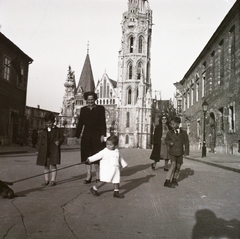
left=77, top=53, right=95, bottom=93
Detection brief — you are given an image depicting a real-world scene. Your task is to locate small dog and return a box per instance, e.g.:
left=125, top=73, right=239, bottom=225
left=0, top=180, right=15, bottom=199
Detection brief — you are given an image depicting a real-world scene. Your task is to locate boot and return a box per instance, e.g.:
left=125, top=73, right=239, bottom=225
left=113, top=191, right=124, bottom=198
left=164, top=180, right=175, bottom=188
left=172, top=178, right=178, bottom=186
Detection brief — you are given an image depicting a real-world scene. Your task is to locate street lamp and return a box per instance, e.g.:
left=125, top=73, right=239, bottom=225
left=202, top=99, right=208, bottom=157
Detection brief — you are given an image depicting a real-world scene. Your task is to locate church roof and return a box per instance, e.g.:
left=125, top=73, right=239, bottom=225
left=77, top=53, right=95, bottom=93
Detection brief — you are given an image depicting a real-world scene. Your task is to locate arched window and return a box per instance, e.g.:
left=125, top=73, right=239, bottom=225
left=129, top=36, right=134, bottom=53
left=137, top=62, right=142, bottom=80
left=126, top=112, right=130, bottom=127
left=135, top=88, right=139, bottom=104
left=128, top=63, right=133, bottom=79
left=125, top=135, right=129, bottom=144
left=138, top=36, right=143, bottom=53
left=127, top=88, right=132, bottom=105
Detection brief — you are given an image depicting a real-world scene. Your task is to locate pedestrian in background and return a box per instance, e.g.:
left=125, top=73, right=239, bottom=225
left=74, top=91, right=106, bottom=184
left=150, top=115, right=171, bottom=171
left=87, top=135, right=127, bottom=198
left=164, top=116, right=189, bottom=188
left=36, top=112, right=64, bottom=186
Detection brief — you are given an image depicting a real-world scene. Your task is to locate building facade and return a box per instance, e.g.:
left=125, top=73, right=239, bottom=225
left=174, top=0, right=240, bottom=155
left=116, top=0, right=153, bottom=149
left=0, top=32, right=33, bottom=145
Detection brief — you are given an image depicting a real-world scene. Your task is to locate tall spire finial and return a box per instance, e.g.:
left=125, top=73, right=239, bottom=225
left=87, top=41, right=89, bottom=54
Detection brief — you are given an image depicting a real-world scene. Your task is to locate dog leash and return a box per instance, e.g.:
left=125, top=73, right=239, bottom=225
left=9, top=161, right=87, bottom=185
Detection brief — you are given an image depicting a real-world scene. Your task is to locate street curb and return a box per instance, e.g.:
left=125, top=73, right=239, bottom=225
left=184, top=156, right=240, bottom=174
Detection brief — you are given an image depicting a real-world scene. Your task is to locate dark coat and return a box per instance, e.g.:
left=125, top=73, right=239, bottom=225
left=150, top=124, right=163, bottom=161
left=165, top=129, right=189, bottom=156
left=36, top=127, right=64, bottom=166
left=75, top=105, right=106, bottom=162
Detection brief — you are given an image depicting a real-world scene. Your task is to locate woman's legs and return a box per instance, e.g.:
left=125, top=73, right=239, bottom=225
left=151, top=160, right=157, bottom=170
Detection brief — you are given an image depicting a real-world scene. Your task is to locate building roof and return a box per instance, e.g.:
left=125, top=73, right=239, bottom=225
left=0, top=32, right=33, bottom=63
left=77, top=53, right=95, bottom=93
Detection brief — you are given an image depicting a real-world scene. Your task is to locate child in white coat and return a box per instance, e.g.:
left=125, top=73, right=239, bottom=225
left=86, top=135, right=127, bottom=198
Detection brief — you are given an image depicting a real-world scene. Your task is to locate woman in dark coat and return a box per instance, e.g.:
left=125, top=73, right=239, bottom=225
left=75, top=91, right=106, bottom=184
left=36, top=112, right=64, bottom=186
left=150, top=115, right=170, bottom=171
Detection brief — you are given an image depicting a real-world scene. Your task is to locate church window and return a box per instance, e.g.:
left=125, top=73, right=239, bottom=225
left=218, top=107, right=224, bottom=131
left=107, top=84, right=109, bottom=98
left=137, top=62, right=142, bottom=80
left=219, top=39, right=224, bottom=85
left=228, top=103, right=235, bottom=133
left=126, top=112, right=130, bottom=127
left=129, top=36, right=134, bottom=53
left=113, top=99, right=115, bottom=104
left=138, top=36, right=143, bottom=53
left=127, top=88, right=132, bottom=105
left=135, top=88, right=139, bottom=104
left=100, top=84, right=103, bottom=98
left=128, top=63, right=133, bottom=79
left=125, top=135, right=129, bottom=144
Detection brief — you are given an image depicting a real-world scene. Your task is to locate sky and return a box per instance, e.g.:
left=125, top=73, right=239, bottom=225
left=0, top=0, right=236, bottom=112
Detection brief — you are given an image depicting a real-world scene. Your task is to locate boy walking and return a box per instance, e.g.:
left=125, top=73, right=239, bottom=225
left=164, top=116, right=189, bottom=188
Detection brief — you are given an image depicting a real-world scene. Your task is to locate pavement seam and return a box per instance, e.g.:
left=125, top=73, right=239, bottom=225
left=185, top=156, right=240, bottom=174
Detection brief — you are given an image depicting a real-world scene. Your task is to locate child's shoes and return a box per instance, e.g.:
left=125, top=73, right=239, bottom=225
left=113, top=191, right=124, bottom=198
left=49, top=181, right=56, bottom=186
left=164, top=180, right=175, bottom=188
left=90, top=187, right=100, bottom=196
left=172, top=178, right=178, bottom=186
left=42, top=181, right=49, bottom=186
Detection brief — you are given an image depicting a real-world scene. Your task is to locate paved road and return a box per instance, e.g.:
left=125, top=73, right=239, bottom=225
left=0, top=149, right=240, bottom=239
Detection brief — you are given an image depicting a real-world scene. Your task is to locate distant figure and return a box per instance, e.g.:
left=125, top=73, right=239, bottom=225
left=36, top=112, right=64, bottom=186
left=74, top=91, right=106, bottom=184
left=31, top=128, right=38, bottom=148
left=164, top=116, right=189, bottom=188
left=87, top=135, right=127, bottom=198
left=150, top=115, right=170, bottom=171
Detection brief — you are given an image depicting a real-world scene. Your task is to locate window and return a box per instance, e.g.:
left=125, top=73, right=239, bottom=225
left=218, top=107, right=224, bottom=131
left=196, top=82, right=199, bottom=102
left=3, top=57, right=10, bottom=81
left=229, top=25, right=236, bottom=76
left=129, top=36, right=134, bottom=53
left=127, top=88, right=132, bottom=105
left=137, top=63, right=142, bottom=80
left=191, top=87, right=194, bottom=106
left=126, top=112, right=130, bottom=127
left=219, top=39, right=224, bottom=85
left=202, top=73, right=205, bottom=97
left=177, top=100, right=182, bottom=114
left=125, top=135, right=129, bottom=144
left=135, top=88, right=139, bottom=104
left=128, top=63, right=133, bottom=79
left=228, top=103, right=235, bottom=133
left=138, top=36, right=143, bottom=53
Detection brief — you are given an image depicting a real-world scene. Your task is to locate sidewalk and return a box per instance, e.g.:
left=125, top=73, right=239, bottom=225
left=1, top=144, right=240, bottom=173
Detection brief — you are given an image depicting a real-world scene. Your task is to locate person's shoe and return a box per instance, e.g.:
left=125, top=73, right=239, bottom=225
left=164, top=180, right=175, bottom=188
left=113, top=191, right=124, bottom=198
left=96, top=179, right=100, bottom=183
left=42, top=181, right=49, bottom=186
left=164, top=168, right=169, bottom=171
left=172, top=178, right=179, bottom=186
left=84, top=177, right=92, bottom=184
left=49, top=181, right=56, bottom=186
left=90, top=187, right=99, bottom=196
left=151, top=163, right=156, bottom=171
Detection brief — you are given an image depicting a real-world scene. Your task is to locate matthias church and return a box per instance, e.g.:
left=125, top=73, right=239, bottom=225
left=60, top=0, right=153, bottom=149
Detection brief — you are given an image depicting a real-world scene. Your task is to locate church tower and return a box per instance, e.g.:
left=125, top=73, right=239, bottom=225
left=117, top=0, right=153, bottom=149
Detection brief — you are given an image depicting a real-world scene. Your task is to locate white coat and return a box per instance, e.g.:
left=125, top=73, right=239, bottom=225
left=88, top=148, right=127, bottom=183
